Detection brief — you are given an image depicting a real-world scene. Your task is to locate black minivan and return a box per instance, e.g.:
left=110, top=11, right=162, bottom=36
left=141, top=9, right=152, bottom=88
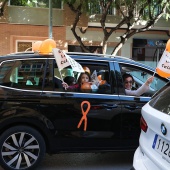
left=0, top=52, right=168, bottom=170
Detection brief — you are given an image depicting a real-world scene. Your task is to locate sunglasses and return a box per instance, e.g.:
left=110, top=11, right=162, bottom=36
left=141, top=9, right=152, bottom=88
left=125, top=81, right=133, bottom=84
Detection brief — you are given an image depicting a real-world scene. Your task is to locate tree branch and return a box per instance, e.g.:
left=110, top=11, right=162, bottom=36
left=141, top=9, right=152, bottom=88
left=111, top=1, right=169, bottom=55
left=67, top=2, right=90, bottom=53
left=0, top=0, right=8, bottom=17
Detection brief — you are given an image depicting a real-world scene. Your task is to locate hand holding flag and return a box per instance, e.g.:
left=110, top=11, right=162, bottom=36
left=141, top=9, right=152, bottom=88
left=53, top=48, right=84, bottom=73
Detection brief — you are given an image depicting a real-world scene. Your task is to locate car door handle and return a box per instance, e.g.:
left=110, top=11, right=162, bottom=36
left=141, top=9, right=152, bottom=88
left=124, top=105, right=140, bottom=110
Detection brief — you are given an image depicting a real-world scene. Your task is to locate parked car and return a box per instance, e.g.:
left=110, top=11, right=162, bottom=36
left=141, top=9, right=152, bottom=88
left=132, top=81, right=170, bottom=170
left=0, top=52, right=168, bottom=170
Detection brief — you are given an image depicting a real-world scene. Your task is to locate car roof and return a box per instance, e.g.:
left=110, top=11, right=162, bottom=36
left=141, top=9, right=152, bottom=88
left=0, top=51, right=155, bottom=71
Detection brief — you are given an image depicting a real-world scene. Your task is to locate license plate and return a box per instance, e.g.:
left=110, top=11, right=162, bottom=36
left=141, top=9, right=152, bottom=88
left=152, top=134, right=170, bottom=162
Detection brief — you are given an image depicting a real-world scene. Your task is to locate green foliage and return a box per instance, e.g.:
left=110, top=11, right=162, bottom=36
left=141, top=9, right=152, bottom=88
left=11, top=0, right=28, bottom=6
left=63, top=0, right=170, bottom=20
left=40, top=0, right=62, bottom=8
left=62, top=0, right=169, bottom=54
left=10, top=0, right=61, bottom=8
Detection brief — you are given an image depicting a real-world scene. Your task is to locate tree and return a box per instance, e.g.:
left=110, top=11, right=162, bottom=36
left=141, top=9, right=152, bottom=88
left=0, top=0, right=8, bottom=17
left=63, top=0, right=170, bottom=55
left=1, top=0, right=169, bottom=55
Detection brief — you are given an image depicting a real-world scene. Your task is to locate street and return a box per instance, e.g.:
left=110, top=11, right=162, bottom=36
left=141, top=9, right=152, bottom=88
left=0, top=151, right=134, bottom=170
left=37, top=151, right=134, bottom=170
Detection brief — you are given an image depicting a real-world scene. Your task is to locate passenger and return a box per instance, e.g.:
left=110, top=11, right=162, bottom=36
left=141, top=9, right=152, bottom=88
left=83, top=66, right=91, bottom=75
left=63, top=76, right=76, bottom=86
left=123, top=73, right=154, bottom=96
left=97, top=71, right=111, bottom=93
left=62, top=72, right=91, bottom=91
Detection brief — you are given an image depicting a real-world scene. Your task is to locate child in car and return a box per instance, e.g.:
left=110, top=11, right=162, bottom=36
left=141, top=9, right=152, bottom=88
left=62, top=72, right=92, bottom=91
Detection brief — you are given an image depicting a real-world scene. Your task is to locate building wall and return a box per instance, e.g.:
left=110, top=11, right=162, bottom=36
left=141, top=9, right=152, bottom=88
left=64, top=5, right=88, bottom=27
left=0, top=4, right=169, bottom=59
left=0, top=23, right=67, bottom=55
left=8, top=6, right=64, bottom=26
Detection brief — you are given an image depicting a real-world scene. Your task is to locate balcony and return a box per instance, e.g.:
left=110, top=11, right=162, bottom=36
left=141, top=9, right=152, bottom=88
left=8, top=5, right=64, bottom=26
left=88, top=14, right=170, bottom=31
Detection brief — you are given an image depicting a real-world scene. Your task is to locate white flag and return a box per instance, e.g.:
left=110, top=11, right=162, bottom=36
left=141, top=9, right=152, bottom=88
left=53, top=48, right=84, bottom=73
left=156, top=50, right=170, bottom=78
left=91, top=70, right=100, bottom=87
left=53, top=48, right=70, bottom=70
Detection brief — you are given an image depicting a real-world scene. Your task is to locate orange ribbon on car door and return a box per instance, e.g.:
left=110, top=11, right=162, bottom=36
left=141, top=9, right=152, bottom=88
left=77, top=101, right=91, bottom=131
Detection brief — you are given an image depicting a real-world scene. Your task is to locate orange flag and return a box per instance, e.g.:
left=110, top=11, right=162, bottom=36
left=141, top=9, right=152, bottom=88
left=156, top=39, right=170, bottom=78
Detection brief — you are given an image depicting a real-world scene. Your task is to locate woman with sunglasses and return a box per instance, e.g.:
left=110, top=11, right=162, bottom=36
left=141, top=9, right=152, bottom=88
left=123, top=73, right=154, bottom=96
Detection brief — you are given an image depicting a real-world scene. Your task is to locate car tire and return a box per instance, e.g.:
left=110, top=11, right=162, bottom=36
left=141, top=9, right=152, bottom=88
left=0, top=125, right=46, bottom=170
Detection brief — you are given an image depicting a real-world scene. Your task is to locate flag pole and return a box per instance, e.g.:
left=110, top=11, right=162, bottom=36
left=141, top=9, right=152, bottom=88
left=58, top=70, right=64, bottom=82
left=58, top=70, right=67, bottom=90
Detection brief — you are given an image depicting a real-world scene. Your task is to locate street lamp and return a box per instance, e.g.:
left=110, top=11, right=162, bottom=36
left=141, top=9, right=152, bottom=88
left=49, top=0, right=53, bottom=39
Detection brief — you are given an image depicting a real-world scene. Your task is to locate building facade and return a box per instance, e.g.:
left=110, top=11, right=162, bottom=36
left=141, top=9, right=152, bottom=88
left=0, top=3, right=169, bottom=66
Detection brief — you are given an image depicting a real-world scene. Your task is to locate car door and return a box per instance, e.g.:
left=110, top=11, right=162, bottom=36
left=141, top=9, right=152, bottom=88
left=114, top=61, right=168, bottom=149
left=40, top=58, right=123, bottom=150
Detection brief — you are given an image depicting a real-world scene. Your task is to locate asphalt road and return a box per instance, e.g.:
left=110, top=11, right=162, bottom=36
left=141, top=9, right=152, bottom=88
left=37, top=151, right=135, bottom=170
left=0, top=151, right=134, bottom=170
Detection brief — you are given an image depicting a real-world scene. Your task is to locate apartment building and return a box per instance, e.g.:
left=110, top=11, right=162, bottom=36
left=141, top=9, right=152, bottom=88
left=0, top=2, right=169, bottom=66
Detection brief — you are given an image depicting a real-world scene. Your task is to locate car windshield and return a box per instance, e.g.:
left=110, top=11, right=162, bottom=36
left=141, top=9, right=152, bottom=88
left=149, top=82, right=170, bottom=115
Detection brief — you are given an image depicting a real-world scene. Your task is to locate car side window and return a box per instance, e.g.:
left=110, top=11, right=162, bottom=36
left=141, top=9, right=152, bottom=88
left=120, top=63, right=168, bottom=97
left=53, top=60, right=112, bottom=94
left=0, top=59, right=47, bottom=90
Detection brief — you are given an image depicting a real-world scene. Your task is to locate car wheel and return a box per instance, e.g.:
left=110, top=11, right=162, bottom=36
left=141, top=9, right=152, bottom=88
left=0, top=125, right=46, bottom=170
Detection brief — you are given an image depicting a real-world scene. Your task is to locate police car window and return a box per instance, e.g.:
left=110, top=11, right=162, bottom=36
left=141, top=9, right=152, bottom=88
left=0, top=59, right=47, bottom=90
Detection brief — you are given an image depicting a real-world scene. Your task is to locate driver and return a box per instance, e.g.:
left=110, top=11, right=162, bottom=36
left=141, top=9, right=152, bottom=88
left=123, top=73, right=154, bottom=96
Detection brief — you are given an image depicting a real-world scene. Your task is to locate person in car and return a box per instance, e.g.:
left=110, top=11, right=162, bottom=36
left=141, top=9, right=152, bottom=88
left=63, top=76, right=76, bottom=86
left=123, top=73, right=154, bottom=96
left=62, top=72, right=92, bottom=91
